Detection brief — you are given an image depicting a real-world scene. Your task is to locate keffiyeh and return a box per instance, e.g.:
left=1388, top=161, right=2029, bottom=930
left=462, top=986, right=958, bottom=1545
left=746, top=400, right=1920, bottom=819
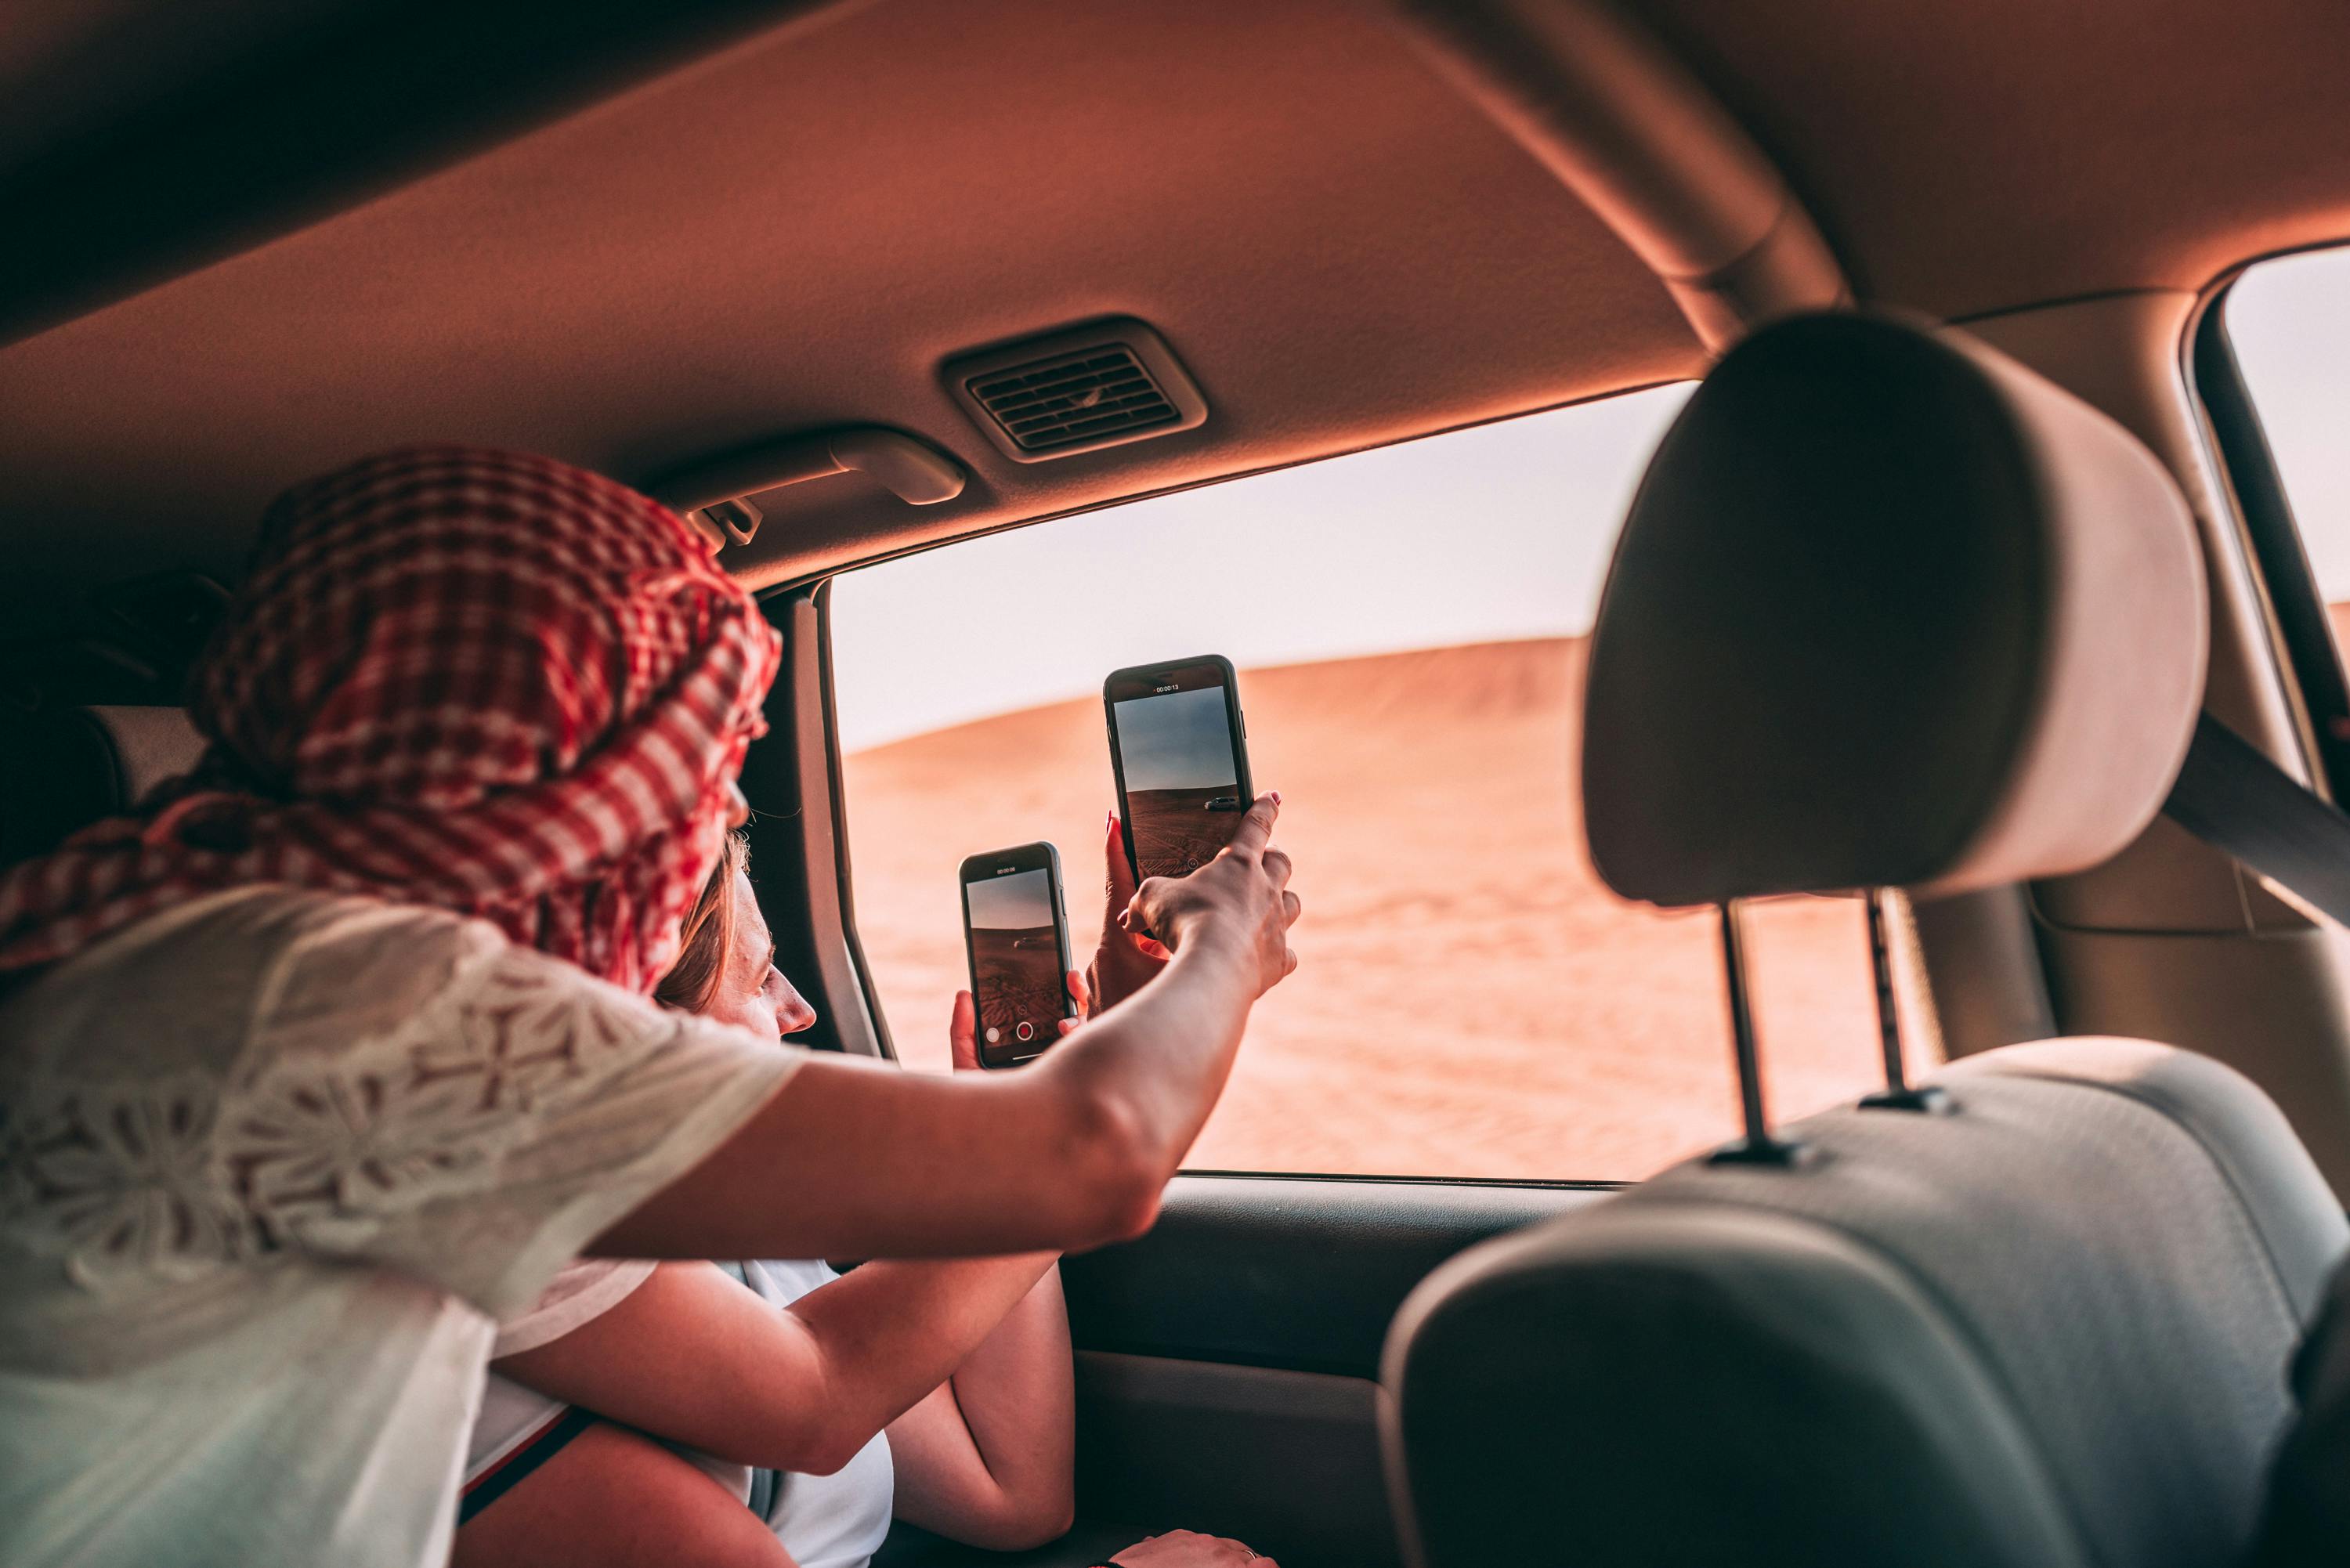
left=0, top=446, right=780, bottom=992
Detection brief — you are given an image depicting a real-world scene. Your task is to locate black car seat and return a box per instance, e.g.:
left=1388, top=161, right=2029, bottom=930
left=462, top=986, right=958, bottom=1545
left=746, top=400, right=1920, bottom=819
left=1379, top=313, right=2350, bottom=1568
left=0, top=704, right=204, bottom=865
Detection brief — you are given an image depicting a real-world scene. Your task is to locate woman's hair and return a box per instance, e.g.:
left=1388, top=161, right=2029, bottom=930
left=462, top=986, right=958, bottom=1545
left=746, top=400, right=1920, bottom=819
left=656, top=831, right=749, bottom=1013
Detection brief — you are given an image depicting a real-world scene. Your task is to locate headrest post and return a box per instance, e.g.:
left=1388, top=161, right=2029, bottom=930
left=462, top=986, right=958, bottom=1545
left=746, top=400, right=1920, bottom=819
left=1708, top=901, right=1808, bottom=1166
left=1858, top=889, right=1950, bottom=1115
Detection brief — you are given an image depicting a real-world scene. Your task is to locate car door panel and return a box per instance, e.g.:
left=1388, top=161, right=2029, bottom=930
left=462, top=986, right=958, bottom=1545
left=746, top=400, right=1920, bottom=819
left=1061, top=1175, right=1609, bottom=1378
left=877, top=1175, right=1609, bottom=1568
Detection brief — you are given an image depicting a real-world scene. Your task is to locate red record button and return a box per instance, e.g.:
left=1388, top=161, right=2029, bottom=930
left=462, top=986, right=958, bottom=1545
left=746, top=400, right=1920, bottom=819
left=1015, top=1021, right=1035, bottom=1042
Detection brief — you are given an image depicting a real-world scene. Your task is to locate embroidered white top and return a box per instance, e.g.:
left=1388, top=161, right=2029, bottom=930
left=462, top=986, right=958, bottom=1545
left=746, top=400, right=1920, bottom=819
left=0, top=886, right=802, bottom=1568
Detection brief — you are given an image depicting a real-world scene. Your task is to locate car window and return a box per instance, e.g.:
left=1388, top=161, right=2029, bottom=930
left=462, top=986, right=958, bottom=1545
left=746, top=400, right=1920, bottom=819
left=2228, top=247, right=2350, bottom=652
left=828, top=388, right=1891, bottom=1180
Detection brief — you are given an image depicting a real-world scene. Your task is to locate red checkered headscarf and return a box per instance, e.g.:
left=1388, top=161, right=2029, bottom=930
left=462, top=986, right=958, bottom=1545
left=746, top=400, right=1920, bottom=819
left=0, top=446, right=782, bottom=992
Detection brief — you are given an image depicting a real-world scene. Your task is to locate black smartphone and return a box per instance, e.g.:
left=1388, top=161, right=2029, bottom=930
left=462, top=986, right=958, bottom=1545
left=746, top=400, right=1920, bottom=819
left=960, top=841, right=1077, bottom=1069
left=1104, top=654, right=1255, bottom=885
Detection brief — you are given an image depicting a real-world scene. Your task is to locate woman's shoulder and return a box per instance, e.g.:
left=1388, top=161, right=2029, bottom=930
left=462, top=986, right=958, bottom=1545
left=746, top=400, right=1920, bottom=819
left=0, top=885, right=504, bottom=1083
left=0, top=886, right=788, bottom=1310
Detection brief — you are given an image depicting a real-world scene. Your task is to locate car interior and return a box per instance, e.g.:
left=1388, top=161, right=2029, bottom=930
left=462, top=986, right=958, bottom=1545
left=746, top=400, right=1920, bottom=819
left=10, top=2, right=2350, bottom=1565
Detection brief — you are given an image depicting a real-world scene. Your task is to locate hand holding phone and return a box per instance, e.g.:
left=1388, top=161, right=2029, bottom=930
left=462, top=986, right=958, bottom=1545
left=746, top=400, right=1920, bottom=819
left=1121, top=790, right=1300, bottom=995
left=960, top=842, right=1079, bottom=1069
left=1086, top=808, right=1171, bottom=1017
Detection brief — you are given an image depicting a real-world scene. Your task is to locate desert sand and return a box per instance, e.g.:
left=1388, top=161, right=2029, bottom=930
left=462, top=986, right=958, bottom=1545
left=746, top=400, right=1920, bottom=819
left=1125, top=785, right=1248, bottom=881
left=844, top=637, right=1892, bottom=1181
left=968, top=923, right=1069, bottom=1048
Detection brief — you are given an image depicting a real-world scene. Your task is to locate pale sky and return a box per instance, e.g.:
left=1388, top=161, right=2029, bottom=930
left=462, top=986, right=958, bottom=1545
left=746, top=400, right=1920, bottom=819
left=964, top=867, right=1054, bottom=930
left=833, top=247, right=2350, bottom=753
left=829, top=384, right=1692, bottom=750
left=1114, top=686, right=1238, bottom=793
left=2225, top=247, right=2350, bottom=598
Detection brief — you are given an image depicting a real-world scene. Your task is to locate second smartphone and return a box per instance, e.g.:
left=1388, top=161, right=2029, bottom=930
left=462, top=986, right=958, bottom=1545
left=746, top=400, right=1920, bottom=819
left=960, top=841, right=1077, bottom=1069
left=1104, top=654, right=1255, bottom=885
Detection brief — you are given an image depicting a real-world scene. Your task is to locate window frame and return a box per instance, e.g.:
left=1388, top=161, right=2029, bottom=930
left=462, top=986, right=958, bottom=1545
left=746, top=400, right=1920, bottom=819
left=738, top=580, right=894, bottom=1061
left=758, top=573, right=1672, bottom=1187
left=2194, top=270, right=2350, bottom=801
left=792, top=403, right=1922, bottom=1183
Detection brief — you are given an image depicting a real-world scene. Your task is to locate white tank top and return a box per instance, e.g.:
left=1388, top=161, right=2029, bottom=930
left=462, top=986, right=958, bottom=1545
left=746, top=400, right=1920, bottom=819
left=722, top=1259, right=897, bottom=1568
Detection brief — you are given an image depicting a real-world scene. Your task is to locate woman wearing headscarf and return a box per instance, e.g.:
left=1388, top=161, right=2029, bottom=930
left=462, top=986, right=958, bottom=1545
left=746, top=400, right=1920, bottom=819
left=0, top=448, right=1300, bottom=1568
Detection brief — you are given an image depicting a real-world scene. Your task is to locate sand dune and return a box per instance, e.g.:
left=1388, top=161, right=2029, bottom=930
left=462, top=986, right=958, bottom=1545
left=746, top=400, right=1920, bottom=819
left=844, top=637, right=1889, bottom=1180
left=1126, top=785, right=1248, bottom=880
left=968, top=923, right=1068, bottom=1053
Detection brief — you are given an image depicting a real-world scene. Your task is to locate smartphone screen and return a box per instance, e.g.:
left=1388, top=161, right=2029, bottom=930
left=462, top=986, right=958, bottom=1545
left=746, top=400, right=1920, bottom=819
left=1104, top=656, right=1254, bottom=884
left=960, top=843, right=1073, bottom=1069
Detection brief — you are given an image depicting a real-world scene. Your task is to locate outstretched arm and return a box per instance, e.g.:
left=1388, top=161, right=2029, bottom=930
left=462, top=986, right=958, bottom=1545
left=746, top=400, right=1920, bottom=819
left=493, top=1252, right=1057, bottom=1477
left=883, top=989, right=1081, bottom=1551
left=884, top=1263, right=1076, bottom=1550
left=591, top=794, right=1299, bottom=1263
left=503, top=983, right=1089, bottom=1481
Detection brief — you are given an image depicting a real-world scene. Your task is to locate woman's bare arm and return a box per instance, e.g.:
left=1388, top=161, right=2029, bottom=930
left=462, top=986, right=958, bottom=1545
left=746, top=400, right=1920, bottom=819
left=519, top=989, right=1079, bottom=1532
left=885, top=1266, right=1076, bottom=1550
left=450, top=1418, right=798, bottom=1568
left=591, top=795, right=1296, bottom=1262
left=494, top=1254, right=1058, bottom=1476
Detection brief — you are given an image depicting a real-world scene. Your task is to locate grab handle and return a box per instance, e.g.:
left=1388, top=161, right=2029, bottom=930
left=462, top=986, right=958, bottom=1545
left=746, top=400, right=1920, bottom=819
left=649, top=427, right=967, bottom=547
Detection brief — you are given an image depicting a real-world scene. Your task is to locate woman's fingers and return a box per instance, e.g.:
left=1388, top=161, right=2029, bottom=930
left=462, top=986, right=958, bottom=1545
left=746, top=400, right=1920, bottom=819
left=1225, top=792, right=1282, bottom=859
left=1124, top=878, right=1169, bottom=938
left=1106, top=1530, right=1274, bottom=1566
left=1089, top=817, right=1173, bottom=1014
left=1066, top=967, right=1091, bottom=1021
left=1121, top=789, right=1300, bottom=995
left=947, top=990, right=980, bottom=1072
left=1103, top=811, right=1138, bottom=919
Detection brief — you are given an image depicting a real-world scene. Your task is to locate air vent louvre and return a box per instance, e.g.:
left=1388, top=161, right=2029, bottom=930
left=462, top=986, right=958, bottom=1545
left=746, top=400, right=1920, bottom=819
left=968, top=346, right=1179, bottom=453
left=945, top=320, right=1208, bottom=463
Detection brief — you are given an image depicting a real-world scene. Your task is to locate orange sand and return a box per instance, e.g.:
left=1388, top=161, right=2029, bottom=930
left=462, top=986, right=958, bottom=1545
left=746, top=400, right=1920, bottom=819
left=841, top=638, right=1889, bottom=1181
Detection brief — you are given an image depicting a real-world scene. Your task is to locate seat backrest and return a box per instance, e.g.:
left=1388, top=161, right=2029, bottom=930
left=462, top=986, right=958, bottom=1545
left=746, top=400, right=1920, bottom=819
left=1381, top=311, right=2348, bottom=1568
left=1386, top=1040, right=2348, bottom=1567
left=0, top=704, right=204, bottom=865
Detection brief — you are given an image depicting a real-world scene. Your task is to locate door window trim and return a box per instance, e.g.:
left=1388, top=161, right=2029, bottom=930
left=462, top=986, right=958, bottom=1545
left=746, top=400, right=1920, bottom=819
left=2196, top=273, right=2350, bottom=801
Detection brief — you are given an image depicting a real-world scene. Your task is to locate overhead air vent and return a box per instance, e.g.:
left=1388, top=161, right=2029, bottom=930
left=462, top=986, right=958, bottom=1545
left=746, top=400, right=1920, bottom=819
left=946, top=319, right=1208, bottom=463
left=974, top=346, right=1173, bottom=452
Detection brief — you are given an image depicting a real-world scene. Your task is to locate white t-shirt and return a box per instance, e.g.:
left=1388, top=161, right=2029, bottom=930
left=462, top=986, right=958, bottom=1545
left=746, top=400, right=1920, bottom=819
left=0, top=887, right=802, bottom=1568
left=470, top=1258, right=895, bottom=1568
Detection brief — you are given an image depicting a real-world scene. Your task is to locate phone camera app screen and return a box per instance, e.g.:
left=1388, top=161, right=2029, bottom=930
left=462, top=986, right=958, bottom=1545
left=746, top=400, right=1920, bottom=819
left=967, top=868, right=1061, bottom=1060
left=1115, top=685, right=1242, bottom=881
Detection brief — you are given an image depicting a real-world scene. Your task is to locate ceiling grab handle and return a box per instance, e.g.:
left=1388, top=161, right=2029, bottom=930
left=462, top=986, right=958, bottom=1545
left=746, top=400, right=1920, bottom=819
left=648, top=427, right=968, bottom=549
left=1388, top=0, right=1850, bottom=352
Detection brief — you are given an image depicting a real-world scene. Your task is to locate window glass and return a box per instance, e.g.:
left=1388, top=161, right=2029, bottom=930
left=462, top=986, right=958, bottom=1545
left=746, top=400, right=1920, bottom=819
left=2229, top=248, right=2350, bottom=638
left=829, top=388, right=1888, bottom=1180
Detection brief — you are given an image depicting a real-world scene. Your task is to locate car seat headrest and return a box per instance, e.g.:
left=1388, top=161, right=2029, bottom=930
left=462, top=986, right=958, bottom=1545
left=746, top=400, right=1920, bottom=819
left=1582, top=310, right=2207, bottom=907
left=0, top=706, right=206, bottom=867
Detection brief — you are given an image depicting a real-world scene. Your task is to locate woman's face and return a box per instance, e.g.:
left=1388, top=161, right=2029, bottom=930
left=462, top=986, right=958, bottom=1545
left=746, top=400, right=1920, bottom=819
left=700, top=868, right=818, bottom=1041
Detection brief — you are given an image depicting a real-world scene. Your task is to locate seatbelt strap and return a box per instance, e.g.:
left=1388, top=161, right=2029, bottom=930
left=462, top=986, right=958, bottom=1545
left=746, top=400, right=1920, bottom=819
left=2162, top=713, right=2350, bottom=928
